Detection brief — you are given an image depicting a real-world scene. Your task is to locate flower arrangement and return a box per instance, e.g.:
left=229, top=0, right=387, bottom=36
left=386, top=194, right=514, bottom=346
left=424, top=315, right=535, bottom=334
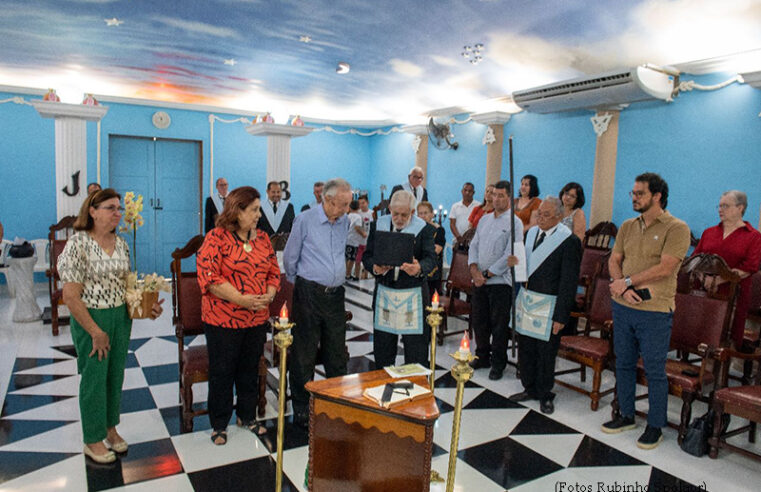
left=119, top=191, right=167, bottom=319
left=125, top=272, right=170, bottom=319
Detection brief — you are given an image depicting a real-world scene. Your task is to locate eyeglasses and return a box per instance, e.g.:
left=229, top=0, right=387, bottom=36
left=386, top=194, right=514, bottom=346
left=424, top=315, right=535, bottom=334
left=716, top=203, right=738, bottom=210
left=98, top=205, right=124, bottom=212
left=628, top=191, right=648, bottom=198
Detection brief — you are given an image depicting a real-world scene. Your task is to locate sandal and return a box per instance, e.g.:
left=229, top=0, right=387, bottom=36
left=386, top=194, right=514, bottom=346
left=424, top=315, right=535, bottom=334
left=211, top=430, right=227, bottom=446
left=237, top=417, right=267, bottom=436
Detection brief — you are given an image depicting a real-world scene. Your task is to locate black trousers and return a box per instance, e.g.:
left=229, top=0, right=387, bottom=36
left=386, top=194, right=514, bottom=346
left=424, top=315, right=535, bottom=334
left=517, top=332, right=561, bottom=400
left=204, top=323, right=266, bottom=431
left=471, top=284, right=513, bottom=370
left=289, top=278, right=347, bottom=414
left=373, top=324, right=430, bottom=369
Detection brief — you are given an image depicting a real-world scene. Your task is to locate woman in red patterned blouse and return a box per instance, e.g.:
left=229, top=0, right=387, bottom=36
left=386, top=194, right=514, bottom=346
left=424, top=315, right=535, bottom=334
left=693, top=190, right=761, bottom=347
left=197, top=186, right=280, bottom=445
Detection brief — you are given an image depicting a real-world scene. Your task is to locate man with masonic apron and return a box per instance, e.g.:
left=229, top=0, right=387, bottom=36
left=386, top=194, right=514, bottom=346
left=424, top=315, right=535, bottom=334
left=363, top=190, right=437, bottom=368
left=509, top=197, right=581, bottom=414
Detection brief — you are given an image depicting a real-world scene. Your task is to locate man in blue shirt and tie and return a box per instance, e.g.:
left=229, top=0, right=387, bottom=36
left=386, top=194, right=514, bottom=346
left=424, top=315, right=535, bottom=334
left=284, top=177, right=353, bottom=427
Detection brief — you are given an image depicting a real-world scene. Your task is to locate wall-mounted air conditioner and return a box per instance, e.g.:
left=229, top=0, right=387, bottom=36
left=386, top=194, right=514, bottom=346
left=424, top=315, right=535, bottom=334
left=512, top=66, right=677, bottom=114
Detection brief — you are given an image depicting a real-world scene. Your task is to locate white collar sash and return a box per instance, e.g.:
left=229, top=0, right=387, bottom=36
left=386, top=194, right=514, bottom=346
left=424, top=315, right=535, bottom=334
left=376, top=214, right=426, bottom=236
left=261, top=200, right=288, bottom=231
left=211, top=194, right=225, bottom=215
left=525, top=223, right=572, bottom=277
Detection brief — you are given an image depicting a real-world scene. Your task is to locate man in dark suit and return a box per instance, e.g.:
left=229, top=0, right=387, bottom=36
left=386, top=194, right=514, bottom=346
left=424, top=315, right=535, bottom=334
left=363, top=190, right=437, bottom=368
left=389, top=166, right=428, bottom=208
left=204, top=177, right=228, bottom=234
left=508, top=196, right=581, bottom=414
left=258, top=181, right=295, bottom=236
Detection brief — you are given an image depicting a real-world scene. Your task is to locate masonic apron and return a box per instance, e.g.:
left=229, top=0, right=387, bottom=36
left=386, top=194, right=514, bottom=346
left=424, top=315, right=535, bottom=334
left=515, top=224, right=572, bottom=341
left=374, top=215, right=426, bottom=335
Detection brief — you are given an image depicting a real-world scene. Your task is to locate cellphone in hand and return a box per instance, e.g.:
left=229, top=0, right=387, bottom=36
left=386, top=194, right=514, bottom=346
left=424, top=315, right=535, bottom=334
left=632, top=287, right=651, bottom=301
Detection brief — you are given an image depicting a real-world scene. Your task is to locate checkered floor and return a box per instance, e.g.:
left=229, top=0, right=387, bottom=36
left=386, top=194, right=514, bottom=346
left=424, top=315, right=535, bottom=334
left=1, top=281, right=760, bottom=491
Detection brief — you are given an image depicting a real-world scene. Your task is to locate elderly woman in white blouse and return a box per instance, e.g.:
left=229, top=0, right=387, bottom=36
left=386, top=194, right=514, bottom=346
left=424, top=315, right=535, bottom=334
left=59, top=189, right=163, bottom=464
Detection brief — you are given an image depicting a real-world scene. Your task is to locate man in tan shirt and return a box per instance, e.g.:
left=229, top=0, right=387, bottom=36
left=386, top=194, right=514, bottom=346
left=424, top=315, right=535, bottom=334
left=601, top=173, right=690, bottom=450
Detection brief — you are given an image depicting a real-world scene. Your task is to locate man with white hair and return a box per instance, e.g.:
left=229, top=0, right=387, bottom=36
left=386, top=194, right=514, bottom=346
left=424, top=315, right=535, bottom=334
left=362, top=190, right=437, bottom=368
left=284, top=177, right=353, bottom=427
left=508, top=196, right=581, bottom=414
left=390, top=166, right=428, bottom=207
left=205, top=177, right=229, bottom=234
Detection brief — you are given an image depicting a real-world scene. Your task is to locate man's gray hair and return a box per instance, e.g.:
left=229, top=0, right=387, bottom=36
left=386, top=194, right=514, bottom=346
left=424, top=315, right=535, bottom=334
left=390, top=190, right=416, bottom=211
left=409, top=166, right=424, bottom=176
left=721, top=190, right=747, bottom=216
left=544, top=195, right=564, bottom=217
left=323, top=178, right=351, bottom=198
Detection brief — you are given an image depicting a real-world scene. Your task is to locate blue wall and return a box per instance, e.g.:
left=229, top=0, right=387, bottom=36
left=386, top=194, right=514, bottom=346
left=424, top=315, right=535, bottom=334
left=2, top=72, right=761, bottom=257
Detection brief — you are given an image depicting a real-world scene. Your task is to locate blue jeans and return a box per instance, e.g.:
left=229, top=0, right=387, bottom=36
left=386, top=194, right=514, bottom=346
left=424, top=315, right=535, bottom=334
left=612, top=302, right=672, bottom=428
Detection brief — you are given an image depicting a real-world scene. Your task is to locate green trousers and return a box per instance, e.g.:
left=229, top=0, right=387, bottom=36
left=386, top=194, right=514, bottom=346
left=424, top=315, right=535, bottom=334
left=71, top=304, right=132, bottom=444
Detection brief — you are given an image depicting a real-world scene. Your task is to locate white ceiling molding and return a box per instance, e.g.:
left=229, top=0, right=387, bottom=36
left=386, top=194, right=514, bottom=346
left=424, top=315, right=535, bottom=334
left=245, top=122, right=313, bottom=138
left=401, top=124, right=428, bottom=136
left=470, top=111, right=512, bottom=125
left=31, top=100, right=108, bottom=121
left=739, top=71, right=761, bottom=88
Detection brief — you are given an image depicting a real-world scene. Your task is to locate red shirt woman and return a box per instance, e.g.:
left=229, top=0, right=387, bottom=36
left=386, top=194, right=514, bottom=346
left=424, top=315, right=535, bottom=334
left=197, top=186, right=280, bottom=445
left=693, top=191, right=761, bottom=347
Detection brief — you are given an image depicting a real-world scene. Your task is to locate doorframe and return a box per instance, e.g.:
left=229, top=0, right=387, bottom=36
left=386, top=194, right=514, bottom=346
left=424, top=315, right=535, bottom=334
left=108, top=134, right=203, bottom=234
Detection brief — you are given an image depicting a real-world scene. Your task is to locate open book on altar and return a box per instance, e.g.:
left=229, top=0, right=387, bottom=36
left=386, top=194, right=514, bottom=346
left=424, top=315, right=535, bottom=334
left=362, top=379, right=432, bottom=409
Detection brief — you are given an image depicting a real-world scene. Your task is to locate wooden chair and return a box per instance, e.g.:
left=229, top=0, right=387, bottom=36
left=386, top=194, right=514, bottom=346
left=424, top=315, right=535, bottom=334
left=703, top=344, right=761, bottom=461
left=437, top=249, right=473, bottom=345
left=171, top=235, right=270, bottom=430
left=556, top=272, right=616, bottom=410
left=46, top=216, right=76, bottom=336
left=740, top=271, right=761, bottom=382
left=613, top=254, right=740, bottom=443
left=270, top=232, right=289, bottom=252
left=583, top=221, right=617, bottom=250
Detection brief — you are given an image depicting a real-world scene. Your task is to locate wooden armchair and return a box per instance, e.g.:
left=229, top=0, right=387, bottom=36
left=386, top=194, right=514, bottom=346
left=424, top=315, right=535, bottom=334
left=270, top=232, right=289, bottom=252
left=556, top=272, right=615, bottom=410
left=46, top=216, right=76, bottom=335
left=171, top=235, right=270, bottom=430
left=583, top=221, right=617, bottom=250
left=702, top=344, right=761, bottom=461
left=614, top=254, right=740, bottom=443
left=740, top=271, right=761, bottom=382
left=571, top=222, right=617, bottom=323
left=437, top=249, right=473, bottom=345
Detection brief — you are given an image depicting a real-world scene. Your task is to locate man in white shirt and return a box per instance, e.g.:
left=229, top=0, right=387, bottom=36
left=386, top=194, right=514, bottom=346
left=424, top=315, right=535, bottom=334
left=450, top=182, right=479, bottom=249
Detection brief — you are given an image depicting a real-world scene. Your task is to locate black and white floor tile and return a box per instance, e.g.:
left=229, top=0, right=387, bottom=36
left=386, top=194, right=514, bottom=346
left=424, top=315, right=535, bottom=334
left=1, top=281, right=760, bottom=491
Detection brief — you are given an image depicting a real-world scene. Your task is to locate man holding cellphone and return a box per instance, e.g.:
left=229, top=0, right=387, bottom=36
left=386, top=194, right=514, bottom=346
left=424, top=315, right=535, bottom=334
left=602, top=173, right=690, bottom=449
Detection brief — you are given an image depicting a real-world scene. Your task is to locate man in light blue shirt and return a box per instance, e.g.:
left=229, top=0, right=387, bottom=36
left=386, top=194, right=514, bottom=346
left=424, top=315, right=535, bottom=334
left=283, top=177, right=353, bottom=427
left=468, top=180, right=524, bottom=380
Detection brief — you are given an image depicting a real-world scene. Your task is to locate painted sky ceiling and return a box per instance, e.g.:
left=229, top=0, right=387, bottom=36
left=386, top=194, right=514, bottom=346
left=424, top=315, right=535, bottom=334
left=2, top=0, right=761, bottom=122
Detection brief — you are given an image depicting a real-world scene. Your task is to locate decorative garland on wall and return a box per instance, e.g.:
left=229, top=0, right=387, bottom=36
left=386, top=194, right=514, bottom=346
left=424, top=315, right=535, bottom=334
left=668, top=75, right=741, bottom=101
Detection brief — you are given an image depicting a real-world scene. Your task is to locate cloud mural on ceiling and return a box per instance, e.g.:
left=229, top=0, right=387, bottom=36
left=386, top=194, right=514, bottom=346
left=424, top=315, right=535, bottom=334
left=0, top=0, right=760, bottom=121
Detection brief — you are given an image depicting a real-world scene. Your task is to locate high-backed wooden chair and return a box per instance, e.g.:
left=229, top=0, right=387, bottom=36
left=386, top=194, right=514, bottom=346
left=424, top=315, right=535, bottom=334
left=740, top=271, right=761, bottom=382
left=556, top=272, right=616, bottom=410
left=46, top=216, right=76, bottom=335
left=171, top=235, right=270, bottom=431
left=614, top=254, right=740, bottom=443
left=703, top=344, right=761, bottom=461
left=571, top=222, right=617, bottom=324
left=583, top=221, right=617, bottom=250
left=270, top=232, right=289, bottom=252
left=437, top=249, right=473, bottom=345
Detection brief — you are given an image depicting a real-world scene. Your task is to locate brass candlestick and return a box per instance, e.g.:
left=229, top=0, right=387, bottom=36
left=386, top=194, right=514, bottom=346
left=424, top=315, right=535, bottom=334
left=426, top=304, right=444, bottom=393
left=273, top=318, right=294, bottom=492
left=445, top=349, right=476, bottom=492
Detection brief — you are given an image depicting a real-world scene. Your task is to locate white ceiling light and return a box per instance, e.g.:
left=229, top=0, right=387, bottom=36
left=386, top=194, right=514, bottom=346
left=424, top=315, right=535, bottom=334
left=336, top=62, right=350, bottom=74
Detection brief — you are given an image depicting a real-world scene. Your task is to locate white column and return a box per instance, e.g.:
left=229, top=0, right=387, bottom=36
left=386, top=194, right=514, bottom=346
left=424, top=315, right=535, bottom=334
left=471, top=112, right=512, bottom=190
left=32, top=101, right=109, bottom=220
left=246, top=123, right=313, bottom=186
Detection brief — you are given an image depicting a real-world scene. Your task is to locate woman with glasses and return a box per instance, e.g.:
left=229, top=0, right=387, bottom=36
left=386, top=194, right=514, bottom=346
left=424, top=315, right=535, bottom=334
left=58, top=189, right=164, bottom=464
left=559, top=182, right=587, bottom=241
left=693, top=190, right=761, bottom=347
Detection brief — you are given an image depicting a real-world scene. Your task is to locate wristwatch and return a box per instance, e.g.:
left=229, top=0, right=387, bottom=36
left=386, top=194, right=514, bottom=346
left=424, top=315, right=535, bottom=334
left=482, top=270, right=490, bottom=279
left=624, top=276, right=632, bottom=288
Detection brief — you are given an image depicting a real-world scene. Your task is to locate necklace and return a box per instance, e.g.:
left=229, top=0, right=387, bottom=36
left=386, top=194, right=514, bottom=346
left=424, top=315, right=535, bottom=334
left=237, top=229, right=253, bottom=252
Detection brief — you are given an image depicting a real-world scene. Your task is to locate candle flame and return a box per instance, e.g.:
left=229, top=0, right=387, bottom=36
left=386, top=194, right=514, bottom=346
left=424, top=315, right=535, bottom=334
left=280, top=302, right=288, bottom=319
left=459, top=331, right=470, bottom=352
left=432, top=291, right=439, bottom=304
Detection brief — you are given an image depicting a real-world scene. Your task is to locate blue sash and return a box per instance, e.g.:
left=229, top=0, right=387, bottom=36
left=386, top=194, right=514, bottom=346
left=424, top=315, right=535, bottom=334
left=374, top=284, right=424, bottom=335
left=375, top=214, right=426, bottom=236
left=524, top=224, right=572, bottom=278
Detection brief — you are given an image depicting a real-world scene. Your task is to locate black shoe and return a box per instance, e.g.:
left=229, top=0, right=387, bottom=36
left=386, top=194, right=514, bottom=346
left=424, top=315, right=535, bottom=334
left=488, top=366, right=504, bottom=380
left=601, top=415, right=636, bottom=434
left=508, top=391, right=534, bottom=402
left=470, top=358, right=491, bottom=370
left=540, top=399, right=554, bottom=414
left=636, top=425, right=663, bottom=449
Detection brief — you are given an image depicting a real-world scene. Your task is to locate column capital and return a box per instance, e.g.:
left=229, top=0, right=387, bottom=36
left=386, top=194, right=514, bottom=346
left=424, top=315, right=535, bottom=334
left=470, top=111, right=512, bottom=126
left=245, top=122, right=313, bottom=138
left=31, top=101, right=108, bottom=121
left=401, top=124, right=429, bottom=136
